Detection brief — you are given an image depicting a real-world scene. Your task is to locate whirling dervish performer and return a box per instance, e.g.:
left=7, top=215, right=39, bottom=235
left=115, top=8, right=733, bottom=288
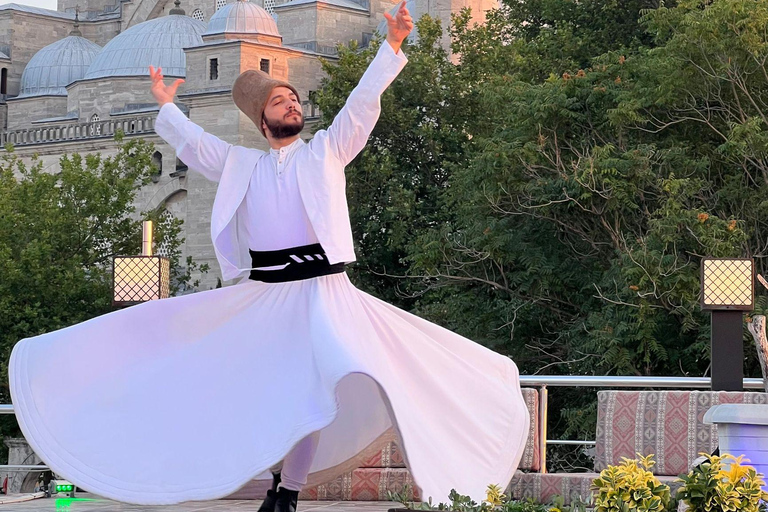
left=8, top=2, right=530, bottom=510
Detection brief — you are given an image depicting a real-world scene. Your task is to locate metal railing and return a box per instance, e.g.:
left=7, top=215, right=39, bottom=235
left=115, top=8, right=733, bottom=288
left=0, top=376, right=764, bottom=477
left=516, top=375, right=765, bottom=473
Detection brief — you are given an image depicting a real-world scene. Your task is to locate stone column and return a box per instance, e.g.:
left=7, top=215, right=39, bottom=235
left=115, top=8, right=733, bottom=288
left=2, top=438, right=44, bottom=494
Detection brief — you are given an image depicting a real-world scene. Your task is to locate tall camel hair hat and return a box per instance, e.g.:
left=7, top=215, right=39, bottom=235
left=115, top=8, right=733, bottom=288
left=232, top=69, right=301, bottom=138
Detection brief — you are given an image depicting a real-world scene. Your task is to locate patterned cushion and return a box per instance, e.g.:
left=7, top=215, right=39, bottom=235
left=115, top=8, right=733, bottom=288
left=300, top=467, right=419, bottom=501
left=359, top=437, right=407, bottom=468
left=507, top=470, right=684, bottom=506
left=357, top=388, right=540, bottom=471
left=595, top=390, right=768, bottom=476
left=518, top=388, right=541, bottom=472
left=228, top=387, right=539, bottom=501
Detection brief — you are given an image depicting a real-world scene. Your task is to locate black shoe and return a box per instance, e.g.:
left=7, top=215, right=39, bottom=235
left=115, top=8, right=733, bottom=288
left=275, top=486, right=299, bottom=512
left=257, top=473, right=282, bottom=512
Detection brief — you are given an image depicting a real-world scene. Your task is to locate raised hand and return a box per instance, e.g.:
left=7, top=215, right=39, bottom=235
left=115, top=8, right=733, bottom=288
left=383, top=1, right=413, bottom=53
left=149, top=65, right=185, bottom=107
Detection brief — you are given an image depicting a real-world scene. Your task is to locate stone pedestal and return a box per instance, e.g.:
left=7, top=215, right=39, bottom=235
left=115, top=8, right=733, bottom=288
left=703, top=404, right=768, bottom=490
left=1, top=438, right=45, bottom=494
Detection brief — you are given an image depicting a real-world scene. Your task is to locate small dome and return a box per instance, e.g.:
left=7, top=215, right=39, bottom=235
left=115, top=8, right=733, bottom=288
left=84, top=14, right=206, bottom=80
left=18, top=35, right=101, bottom=97
left=203, top=0, right=280, bottom=38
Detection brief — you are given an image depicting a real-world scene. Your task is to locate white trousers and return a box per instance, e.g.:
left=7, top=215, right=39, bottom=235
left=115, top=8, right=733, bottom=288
left=273, top=431, right=320, bottom=492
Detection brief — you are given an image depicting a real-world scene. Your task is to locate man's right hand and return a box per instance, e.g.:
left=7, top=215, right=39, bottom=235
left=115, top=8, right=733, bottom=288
left=149, top=65, right=184, bottom=107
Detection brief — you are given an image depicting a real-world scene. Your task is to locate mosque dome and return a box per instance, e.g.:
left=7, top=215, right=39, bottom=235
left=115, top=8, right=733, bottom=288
left=203, top=0, right=280, bottom=38
left=84, top=12, right=206, bottom=80
left=18, top=35, right=101, bottom=98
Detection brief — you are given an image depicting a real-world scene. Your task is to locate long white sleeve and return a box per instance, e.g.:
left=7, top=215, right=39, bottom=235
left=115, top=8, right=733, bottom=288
left=316, top=40, right=408, bottom=167
left=154, top=102, right=232, bottom=183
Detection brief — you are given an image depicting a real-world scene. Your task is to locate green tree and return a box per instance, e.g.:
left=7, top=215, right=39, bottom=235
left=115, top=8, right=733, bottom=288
left=499, top=0, right=672, bottom=82
left=312, top=20, right=472, bottom=305
left=0, top=135, right=205, bottom=462
left=315, top=0, right=768, bottom=450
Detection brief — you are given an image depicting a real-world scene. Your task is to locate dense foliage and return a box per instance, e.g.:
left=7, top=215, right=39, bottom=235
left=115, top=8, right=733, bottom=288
left=313, top=0, right=768, bottom=444
left=0, top=135, right=204, bottom=461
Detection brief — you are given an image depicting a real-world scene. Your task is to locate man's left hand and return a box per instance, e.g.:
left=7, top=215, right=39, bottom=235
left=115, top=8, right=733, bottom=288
left=384, top=1, right=414, bottom=53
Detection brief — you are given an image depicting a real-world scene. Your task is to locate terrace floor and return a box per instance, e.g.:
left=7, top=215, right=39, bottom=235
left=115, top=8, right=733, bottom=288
left=0, top=494, right=400, bottom=511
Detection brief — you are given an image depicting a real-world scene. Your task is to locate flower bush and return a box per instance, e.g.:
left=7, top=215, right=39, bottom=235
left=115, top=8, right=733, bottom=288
left=677, top=453, right=768, bottom=512
left=386, top=484, right=587, bottom=512
left=591, top=454, right=671, bottom=512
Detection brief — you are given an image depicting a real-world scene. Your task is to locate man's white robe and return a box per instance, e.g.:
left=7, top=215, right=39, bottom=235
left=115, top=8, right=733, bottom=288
left=8, top=41, right=530, bottom=506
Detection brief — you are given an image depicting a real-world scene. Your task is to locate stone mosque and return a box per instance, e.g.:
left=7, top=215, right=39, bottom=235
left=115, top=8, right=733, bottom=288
left=0, top=0, right=496, bottom=290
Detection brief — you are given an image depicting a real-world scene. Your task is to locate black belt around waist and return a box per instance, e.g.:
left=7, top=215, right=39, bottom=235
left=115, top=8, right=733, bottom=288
left=248, top=243, right=346, bottom=283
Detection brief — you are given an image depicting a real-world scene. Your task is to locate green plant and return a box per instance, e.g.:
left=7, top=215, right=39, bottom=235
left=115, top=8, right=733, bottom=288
left=592, top=454, right=671, bottom=512
left=548, top=494, right=589, bottom=512
left=387, top=483, right=418, bottom=509
left=677, top=453, right=768, bottom=512
left=399, top=486, right=589, bottom=512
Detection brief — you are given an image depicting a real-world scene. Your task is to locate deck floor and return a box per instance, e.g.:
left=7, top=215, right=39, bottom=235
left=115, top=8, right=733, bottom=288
left=1, top=494, right=401, bottom=511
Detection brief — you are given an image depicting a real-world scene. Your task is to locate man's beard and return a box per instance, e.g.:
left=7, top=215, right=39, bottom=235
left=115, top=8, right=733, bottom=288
left=263, top=111, right=304, bottom=139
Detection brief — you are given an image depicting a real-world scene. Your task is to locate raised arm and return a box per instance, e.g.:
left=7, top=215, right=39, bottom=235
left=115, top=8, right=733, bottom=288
left=319, top=2, right=412, bottom=166
left=150, top=66, right=231, bottom=183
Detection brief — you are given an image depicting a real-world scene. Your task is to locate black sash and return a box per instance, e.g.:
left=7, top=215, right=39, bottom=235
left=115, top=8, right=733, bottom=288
left=248, top=243, right=346, bottom=283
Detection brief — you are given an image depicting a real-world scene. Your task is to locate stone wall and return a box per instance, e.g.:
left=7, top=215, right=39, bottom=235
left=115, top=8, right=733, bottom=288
left=184, top=42, right=242, bottom=93
left=67, top=76, right=157, bottom=123
left=76, top=19, right=122, bottom=47
left=274, top=4, right=318, bottom=49
left=285, top=53, right=328, bottom=106
left=6, top=96, right=68, bottom=130
left=0, top=12, right=73, bottom=98
left=315, top=4, right=372, bottom=50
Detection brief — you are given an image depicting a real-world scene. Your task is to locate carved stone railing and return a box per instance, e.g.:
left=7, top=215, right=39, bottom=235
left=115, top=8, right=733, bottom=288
left=1, top=105, right=323, bottom=148
left=0, top=115, right=157, bottom=147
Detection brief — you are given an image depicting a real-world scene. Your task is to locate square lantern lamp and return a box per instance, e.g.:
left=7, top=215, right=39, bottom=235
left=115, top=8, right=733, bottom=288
left=112, top=221, right=170, bottom=307
left=701, top=257, right=755, bottom=391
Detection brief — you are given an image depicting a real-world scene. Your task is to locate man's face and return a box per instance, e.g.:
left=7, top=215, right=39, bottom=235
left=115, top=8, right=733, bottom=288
left=261, top=86, right=304, bottom=139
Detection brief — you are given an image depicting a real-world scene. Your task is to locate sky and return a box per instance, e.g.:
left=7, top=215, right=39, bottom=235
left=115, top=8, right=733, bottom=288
left=10, top=0, right=59, bottom=11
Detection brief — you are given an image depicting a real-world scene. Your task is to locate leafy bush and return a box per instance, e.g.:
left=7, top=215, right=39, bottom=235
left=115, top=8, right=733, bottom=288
left=386, top=484, right=587, bottom=512
left=592, top=454, right=671, bottom=512
left=677, top=453, right=768, bottom=512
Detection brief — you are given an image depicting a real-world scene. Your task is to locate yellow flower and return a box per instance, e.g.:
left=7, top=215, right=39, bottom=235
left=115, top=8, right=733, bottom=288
left=718, top=455, right=750, bottom=483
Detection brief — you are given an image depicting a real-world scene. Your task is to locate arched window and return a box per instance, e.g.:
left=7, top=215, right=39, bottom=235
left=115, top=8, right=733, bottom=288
left=90, top=113, right=101, bottom=136
left=155, top=209, right=175, bottom=257
left=263, top=0, right=275, bottom=13
left=191, top=8, right=205, bottom=21
left=151, top=151, right=163, bottom=183
left=215, top=0, right=227, bottom=11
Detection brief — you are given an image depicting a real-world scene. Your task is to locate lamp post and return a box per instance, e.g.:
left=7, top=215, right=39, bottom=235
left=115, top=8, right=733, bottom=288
left=701, top=258, right=755, bottom=391
left=112, top=220, right=170, bottom=307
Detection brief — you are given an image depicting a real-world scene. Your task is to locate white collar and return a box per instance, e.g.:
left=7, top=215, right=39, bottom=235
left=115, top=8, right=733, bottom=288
left=268, top=137, right=305, bottom=158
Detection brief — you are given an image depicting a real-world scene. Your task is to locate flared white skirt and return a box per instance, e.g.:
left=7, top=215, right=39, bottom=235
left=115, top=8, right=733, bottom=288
left=9, top=273, right=529, bottom=505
